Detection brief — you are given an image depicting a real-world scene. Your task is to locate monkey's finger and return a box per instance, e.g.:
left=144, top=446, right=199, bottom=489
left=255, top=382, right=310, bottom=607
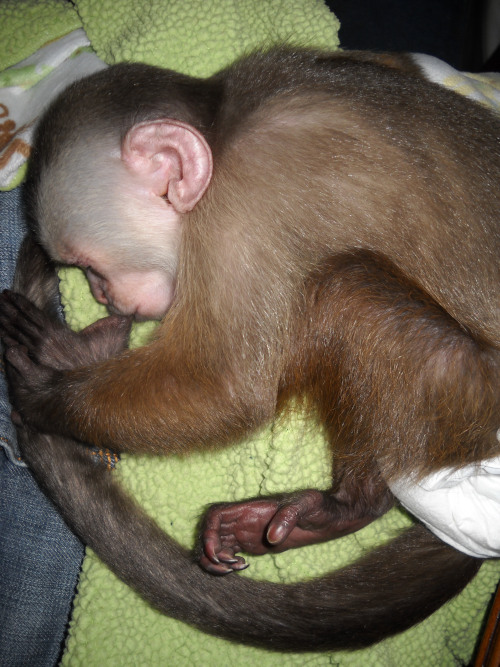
left=2, top=290, right=52, bottom=329
left=266, top=506, right=300, bottom=545
left=10, top=409, right=24, bottom=427
left=1, top=290, right=33, bottom=314
left=202, top=527, right=225, bottom=563
left=0, top=318, right=36, bottom=350
left=0, top=334, right=21, bottom=348
left=3, top=346, right=33, bottom=398
left=198, top=552, right=237, bottom=575
left=0, top=291, right=48, bottom=343
left=81, top=315, right=133, bottom=357
left=5, top=344, right=40, bottom=379
left=216, top=551, right=249, bottom=570
left=203, top=528, right=248, bottom=568
left=0, top=307, right=26, bottom=342
left=83, top=314, right=133, bottom=338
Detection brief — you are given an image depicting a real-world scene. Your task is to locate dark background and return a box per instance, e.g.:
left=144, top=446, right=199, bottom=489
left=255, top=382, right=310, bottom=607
left=325, top=0, right=500, bottom=71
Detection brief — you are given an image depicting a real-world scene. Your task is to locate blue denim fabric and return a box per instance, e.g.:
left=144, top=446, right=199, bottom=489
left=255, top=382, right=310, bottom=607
left=0, top=186, right=83, bottom=667
left=0, top=185, right=25, bottom=463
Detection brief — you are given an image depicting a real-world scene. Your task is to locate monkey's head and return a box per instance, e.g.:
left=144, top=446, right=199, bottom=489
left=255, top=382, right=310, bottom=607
left=27, top=68, right=214, bottom=321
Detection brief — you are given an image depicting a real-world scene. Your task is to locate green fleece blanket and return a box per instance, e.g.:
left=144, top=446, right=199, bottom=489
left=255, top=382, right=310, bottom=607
left=1, top=1, right=499, bottom=665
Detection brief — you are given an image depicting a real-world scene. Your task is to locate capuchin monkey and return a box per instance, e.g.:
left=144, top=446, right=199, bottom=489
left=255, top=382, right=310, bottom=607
left=0, top=48, right=498, bottom=650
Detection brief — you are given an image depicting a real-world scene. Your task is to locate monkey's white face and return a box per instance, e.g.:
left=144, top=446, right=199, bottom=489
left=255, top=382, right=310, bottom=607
left=84, top=264, right=175, bottom=321
left=62, top=245, right=176, bottom=321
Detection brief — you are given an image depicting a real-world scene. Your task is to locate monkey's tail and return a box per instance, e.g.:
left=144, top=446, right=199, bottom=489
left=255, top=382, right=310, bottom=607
left=19, top=425, right=480, bottom=652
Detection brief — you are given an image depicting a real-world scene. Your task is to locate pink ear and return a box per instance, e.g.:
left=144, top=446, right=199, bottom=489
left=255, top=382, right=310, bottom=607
left=122, top=119, right=213, bottom=212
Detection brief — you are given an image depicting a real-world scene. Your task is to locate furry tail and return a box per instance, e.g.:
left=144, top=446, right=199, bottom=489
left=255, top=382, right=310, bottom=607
left=19, top=425, right=480, bottom=651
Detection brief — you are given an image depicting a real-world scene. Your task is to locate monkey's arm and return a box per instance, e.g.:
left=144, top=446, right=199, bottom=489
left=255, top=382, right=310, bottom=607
left=1, top=288, right=397, bottom=571
left=0, top=289, right=260, bottom=453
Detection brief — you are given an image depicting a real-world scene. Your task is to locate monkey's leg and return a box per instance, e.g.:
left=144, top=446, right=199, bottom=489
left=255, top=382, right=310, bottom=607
left=303, top=251, right=500, bottom=481
left=199, top=249, right=499, bottom=573
left=198, top=469, right=393, bottom=574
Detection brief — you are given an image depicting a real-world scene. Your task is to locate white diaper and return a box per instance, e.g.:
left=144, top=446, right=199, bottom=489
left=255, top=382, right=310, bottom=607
left=389, top=432, right=500, bottom=558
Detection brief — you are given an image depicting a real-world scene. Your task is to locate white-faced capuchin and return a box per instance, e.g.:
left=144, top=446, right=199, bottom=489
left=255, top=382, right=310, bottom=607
left=0, top=48, right=498, bottom=651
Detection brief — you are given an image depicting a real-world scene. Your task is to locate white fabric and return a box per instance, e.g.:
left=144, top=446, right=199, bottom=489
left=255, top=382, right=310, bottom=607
left=389, top=432, right=500, bottom=558
left=412, top=52, right=500, bottom=112
left=0, top=29, right=107, bottom=188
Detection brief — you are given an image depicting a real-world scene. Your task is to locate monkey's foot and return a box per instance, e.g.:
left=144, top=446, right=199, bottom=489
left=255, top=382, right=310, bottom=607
left=198, top=489, right=373, bottom=575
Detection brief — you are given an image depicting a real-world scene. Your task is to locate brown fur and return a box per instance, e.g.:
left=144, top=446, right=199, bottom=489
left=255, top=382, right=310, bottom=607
left=0, top=48, right=498, bottom=647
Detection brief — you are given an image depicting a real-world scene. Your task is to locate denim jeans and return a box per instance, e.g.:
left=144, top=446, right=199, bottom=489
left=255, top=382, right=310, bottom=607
left=0, top=186, right=83, bottom=667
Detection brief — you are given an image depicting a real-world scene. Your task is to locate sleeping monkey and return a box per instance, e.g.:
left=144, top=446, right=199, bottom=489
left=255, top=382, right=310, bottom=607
left=0, top=48, right=498, bottom=650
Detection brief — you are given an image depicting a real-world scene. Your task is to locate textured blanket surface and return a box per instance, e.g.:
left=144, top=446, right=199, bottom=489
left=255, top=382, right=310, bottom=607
left=1, top=1, right=498, bottom=665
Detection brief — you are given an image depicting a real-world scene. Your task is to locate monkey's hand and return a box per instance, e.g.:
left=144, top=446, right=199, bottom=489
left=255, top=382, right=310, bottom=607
left=0, top=290, right=131, bottom=425
left=198, top=489, right=370, bottom=575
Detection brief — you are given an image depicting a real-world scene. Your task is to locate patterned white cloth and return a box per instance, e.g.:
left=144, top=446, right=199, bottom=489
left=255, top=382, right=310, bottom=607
left=0, top=29, right=106, bottom=189
left=413, top=52, right=500, bottom=112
